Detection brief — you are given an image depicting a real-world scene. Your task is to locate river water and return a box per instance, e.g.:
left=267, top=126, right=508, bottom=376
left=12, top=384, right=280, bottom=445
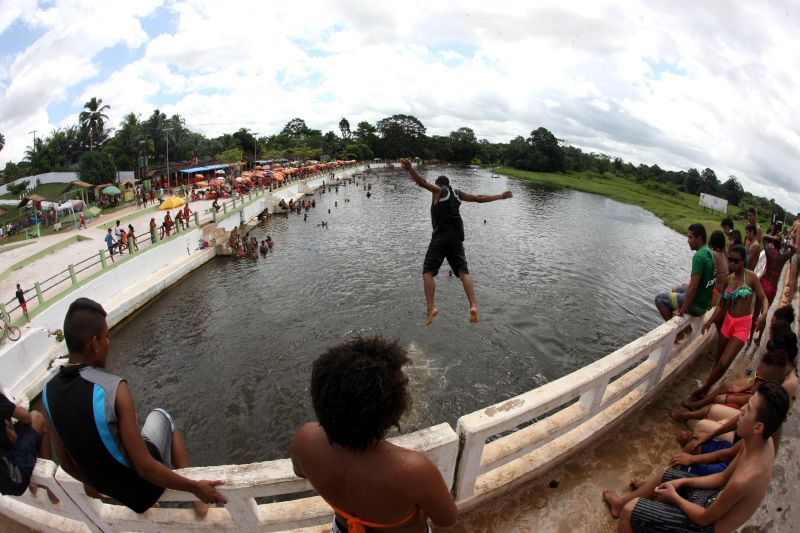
left=108, top=166, right=691, bottom=466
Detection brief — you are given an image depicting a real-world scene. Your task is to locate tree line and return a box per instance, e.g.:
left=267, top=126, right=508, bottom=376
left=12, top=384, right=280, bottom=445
left=0, top=98, right=788, bottom=220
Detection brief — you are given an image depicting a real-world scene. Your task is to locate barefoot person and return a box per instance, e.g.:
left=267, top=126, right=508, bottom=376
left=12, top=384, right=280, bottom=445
left=43, top=298, right=226, bottom=515
left=692, top=244, right=768, bottom=400
left=290, top=337, right=457, bottom=532
left=400, top=158, right=512, bottom=324
left=603, top=381, right=790, bottom=533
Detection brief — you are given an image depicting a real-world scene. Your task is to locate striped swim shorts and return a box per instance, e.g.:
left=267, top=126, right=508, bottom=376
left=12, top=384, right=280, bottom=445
left=630, top=468, right=717, bottom=533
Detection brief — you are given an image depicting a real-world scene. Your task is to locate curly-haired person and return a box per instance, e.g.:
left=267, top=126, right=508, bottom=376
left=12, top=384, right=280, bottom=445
left=290, top=337, right=457, bottom=533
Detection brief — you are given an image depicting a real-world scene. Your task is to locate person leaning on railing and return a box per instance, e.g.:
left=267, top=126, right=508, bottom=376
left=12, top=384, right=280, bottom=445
left=290, top=337, right=457, bottom=533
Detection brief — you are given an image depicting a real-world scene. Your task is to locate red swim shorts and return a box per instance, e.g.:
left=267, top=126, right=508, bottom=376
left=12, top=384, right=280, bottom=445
left=720, top=312, right=752, bottom=344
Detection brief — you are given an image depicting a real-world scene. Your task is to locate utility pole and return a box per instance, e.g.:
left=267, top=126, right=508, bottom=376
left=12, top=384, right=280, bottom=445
left=164, top=128, right=172, bottom=192
left=27, top=130, right=37, bottom=154
left=253, top=132, right=260, bottom=171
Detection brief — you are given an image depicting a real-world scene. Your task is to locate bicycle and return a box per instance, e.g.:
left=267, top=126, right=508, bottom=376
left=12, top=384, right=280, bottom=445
left=1, top=316, right=21, bottom=343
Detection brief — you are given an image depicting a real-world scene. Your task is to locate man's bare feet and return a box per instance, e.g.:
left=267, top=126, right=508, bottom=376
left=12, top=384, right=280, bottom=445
left=681, top=399, right=702, bottom=410
left=676, top=430, right=693, bottom=447
left=426, top=307, right=438, bottom=326
left=689, top=387, right=707, bottom=402
left=602, top=489, right=624, bottom=519
left=192, top=501, right=210, bottom=517
left=669, top=409, right=690, bottom=422
left=469, top=306, right=479, bottom=324
left=628, top=479, right=644, bottom=490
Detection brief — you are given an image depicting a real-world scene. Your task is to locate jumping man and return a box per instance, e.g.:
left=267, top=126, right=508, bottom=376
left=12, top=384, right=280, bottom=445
left=400, top=159, right=512, bottom=325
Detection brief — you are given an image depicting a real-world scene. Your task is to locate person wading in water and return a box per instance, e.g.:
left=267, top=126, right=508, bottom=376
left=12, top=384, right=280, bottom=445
left=400, top=158, right=512, bottom=325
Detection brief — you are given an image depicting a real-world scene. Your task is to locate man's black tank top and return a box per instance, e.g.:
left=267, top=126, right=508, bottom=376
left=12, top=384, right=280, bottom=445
left=431, top=186, right=464, bottom=241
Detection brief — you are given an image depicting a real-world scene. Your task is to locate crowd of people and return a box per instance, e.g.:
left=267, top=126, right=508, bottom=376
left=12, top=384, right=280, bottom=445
left=601, top=212, right=798, bottom=532
left=2, top=168, right=799, bottom=533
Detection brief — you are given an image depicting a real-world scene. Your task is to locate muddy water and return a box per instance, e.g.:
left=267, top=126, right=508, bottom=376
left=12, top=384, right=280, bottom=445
left=108, top=166, right=692, bottom=466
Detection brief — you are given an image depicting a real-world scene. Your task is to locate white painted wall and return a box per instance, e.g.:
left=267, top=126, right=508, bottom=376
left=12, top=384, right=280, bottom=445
left=0, top=171, right=135, bottom=196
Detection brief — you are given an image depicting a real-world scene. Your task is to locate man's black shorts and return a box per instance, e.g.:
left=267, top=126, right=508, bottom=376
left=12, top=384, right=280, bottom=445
left=423, top=236, right=469, bottom=277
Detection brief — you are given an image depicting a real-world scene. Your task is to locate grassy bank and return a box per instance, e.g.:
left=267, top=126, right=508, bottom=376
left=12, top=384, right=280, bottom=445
left=495, top=166, right=734, bottom=235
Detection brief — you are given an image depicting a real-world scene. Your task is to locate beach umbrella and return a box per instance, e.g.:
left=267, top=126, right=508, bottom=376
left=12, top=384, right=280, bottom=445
left=196, top=181, right=209, bottom=187
left=215, top=169, right=226, bottom=175
left=209, top=178, right=225, bottom=187
left=102, top=185, right=122, bottom=195
left=194, top=173, right=204, bottom=179
left=159, top=196, right=186, bottom=210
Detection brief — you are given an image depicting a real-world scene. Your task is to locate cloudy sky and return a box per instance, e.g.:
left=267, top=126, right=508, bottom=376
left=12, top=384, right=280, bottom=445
left=1, top=0, right=798, bottom=211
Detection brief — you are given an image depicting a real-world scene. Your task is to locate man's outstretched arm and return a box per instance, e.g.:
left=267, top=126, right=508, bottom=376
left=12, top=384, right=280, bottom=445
left=459, top=191, right=513, bottom=203
left=400, top=159, right=440, bottom=194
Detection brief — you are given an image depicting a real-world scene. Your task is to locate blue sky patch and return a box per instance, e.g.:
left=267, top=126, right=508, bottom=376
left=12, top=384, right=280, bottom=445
left=0, top=19, right=45, bottom=57
left=644, top=58, right=687, bottom=80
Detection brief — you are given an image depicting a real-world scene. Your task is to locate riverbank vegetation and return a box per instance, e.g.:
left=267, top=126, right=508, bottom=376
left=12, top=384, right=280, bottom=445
left=0, top=98, right=789, bottom=231
left=494, top=167, right=730, bottom=235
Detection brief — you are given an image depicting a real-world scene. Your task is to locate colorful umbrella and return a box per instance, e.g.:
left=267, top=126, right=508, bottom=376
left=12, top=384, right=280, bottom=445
left=102, top=185, right=122, bottom=195
left=159, top=196, right=186, bottom=210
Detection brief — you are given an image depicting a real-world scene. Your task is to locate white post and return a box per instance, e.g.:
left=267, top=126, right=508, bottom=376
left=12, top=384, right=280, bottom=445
left=453, top=426, right=486, bottom=501
left=578, top=377, right=610, bottom=415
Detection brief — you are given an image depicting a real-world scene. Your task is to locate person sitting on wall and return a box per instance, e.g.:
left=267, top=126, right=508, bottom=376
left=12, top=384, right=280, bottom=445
left=654, top=223, right=716, bottom=340
left=0, top=389, right=53, bottom=499
left=602, top=381, right=790, bottom=533
left=670, top=321, right=797, bottom=477
left=290, top=337, right=458, bottom=533
left=43, top=298, right=226, bottom=515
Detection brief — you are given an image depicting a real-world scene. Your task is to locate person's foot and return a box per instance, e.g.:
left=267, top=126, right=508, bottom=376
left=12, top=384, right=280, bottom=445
left=689, top=386, right=708, bottom=402
left=192, top=501, right=210, bottom=517
left=469, top=306, right=480, bottom=324
left=628, top=479, right=644, bottom=490
left=669, top=409, right=690, bottom=422
left=602, top=489, right=624, bottom=519
left=426, top=307, right=438, bottom=326
left=676, top=430, right=693, bottom=447
left=681, top=398, right=702, bottom=410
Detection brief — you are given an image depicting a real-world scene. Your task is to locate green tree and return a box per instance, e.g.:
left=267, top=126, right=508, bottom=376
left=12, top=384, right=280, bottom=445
left=281, top=118, right=310, bottom=138
left=0, top=132, right=5, bottom=153
left=448, top=127, right=479, bottom=164
left=3, top=161, right=24, bottom=182
left=354, top=121, right=378, bottom=152
left=339, top=118, right=351, bottom=140
left=216, top=147, right=243, bottom=163
left=683, top=168, right=702, bottom=195
left=343, top=143, right=374, bottom=160
left=720, top=176, right=745, bottom=205
left=78, top=151, right=117, bottom=185
left=700, top=168, right=720, bottom=195
left=79, top=97, right=110, bottom=150
left=375, top=114, right=427, bottom=158
left=527, top=127, right=564, bottom=172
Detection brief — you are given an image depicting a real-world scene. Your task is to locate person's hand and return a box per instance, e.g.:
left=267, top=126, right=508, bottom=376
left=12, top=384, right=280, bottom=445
left=400, top=158, right=412, bottom=171
left=673, top=309, right=684, bottom=318
left=193, top=480, right=227, bottom=504
left=669, top=452, right=695, bottom=467
left=688, top=431, right=711, bottom=453
left=501, top=191, right=513, bottom=199
left=701, top=320, right=712, bottom=334
left=654, top=482, right=679, bottom=503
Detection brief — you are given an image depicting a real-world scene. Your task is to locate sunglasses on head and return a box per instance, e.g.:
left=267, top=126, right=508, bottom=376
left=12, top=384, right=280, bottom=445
left=727, top=256, right=742, bottom=264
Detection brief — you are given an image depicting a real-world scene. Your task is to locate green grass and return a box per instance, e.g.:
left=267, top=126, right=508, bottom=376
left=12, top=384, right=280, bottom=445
left=0, top=182, right=70, bottom=201
left=495, top=167, right=736, bottom=235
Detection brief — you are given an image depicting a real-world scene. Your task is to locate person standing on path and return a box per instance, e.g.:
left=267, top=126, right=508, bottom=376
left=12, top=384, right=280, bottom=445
left=105, top=228, right=116, bottom=263
left=78, top=211, right=87, bottom=230
left=15, top=284, right=29, bottom=321
left=400, top=158, right=512, bottom=325
left=149, top=218, right=157, bottom=244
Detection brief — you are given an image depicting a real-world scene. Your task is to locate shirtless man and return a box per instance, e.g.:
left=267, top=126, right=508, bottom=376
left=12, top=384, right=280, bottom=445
left=789, top=212, right=800, bottom=247
left=603, top=381, right=790, bottom=533
left=400, top=158, right=512, bottom=324
left=746, top=207, right=762, bottom=244
left=744, top=224, right=761, bottom=271
left=760, top=234, right=796, bottom=306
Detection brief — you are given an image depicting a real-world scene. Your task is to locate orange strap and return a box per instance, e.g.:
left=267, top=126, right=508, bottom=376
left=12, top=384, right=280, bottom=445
left=329, top=503, right=418, bottom=533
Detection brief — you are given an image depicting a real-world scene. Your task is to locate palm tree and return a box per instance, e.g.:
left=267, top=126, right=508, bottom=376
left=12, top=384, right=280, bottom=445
left=0, top=132, right=5, bottom=153
left=79, top=97, right=110, bottom=150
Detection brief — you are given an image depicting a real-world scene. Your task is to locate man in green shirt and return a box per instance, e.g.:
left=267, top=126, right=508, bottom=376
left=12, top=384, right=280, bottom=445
left=655, top=223, right=716, bottom=322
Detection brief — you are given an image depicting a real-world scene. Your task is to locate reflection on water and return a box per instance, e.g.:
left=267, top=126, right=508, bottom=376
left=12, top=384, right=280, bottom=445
left=108, top=166, right=691, bottom=466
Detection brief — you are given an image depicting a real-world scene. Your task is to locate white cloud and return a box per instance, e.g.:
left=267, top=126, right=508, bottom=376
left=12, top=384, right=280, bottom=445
left=1, top=0, right=798, bottom=211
